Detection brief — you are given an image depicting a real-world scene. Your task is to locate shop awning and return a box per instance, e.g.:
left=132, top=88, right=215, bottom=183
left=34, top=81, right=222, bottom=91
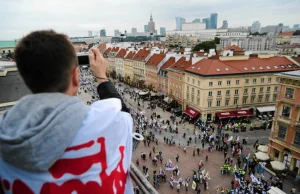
left=236, top=110, right=253, bottom=117
left=184, top=107, right=200, bottom=118
left=257, top=106, right=275, bottom=113
left=216, top=111, right=236, bottom=119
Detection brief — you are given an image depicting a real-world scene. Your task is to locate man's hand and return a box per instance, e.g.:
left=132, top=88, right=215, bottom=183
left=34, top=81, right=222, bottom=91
left=89, top=48, right=108, bottom=84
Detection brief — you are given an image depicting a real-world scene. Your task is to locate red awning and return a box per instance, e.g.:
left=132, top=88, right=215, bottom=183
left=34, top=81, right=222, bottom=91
left=236, top=110, right=253, bottom=117
left=216, top=111, right=236, bottom=119
left=184, top=107, right=200, bottom=118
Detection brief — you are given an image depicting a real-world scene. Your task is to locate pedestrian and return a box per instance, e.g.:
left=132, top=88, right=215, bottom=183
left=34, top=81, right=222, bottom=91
left=149, top=151, right=152, bottom=158
left=205, top=155, right=208, bottom=162
left=185, top=181, right=188, bottom=191
left=177, top=183, right=180, bottom=193
left=176, top=154, right=179, bottom=162
left=224, top=151, right=227, bottom=158
left=202, top=142, right=204, bottom=149
left=204, top=180, right=207, bottom=191
left=197, top=148, right=200, bottom=155
left=291, top=187, right=296, bottom=194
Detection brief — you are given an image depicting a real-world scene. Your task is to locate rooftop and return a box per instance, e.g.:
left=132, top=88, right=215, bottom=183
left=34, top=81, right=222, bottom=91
left=146, top=54, right=165, bottom=66
left=292, top=57, right=300, bottom=64
left=279, top=70, right=300, bottom=78
left=0, top=41, right=17, bottom=49
left=104, top=48, right=111, bottom=55
left=98, top=43, right=106, bottom=52
left=224, top=45, right=244, bottom=52
left=124, top=51, right=136, bottom=59
left=132, top=49, right=151, bottom=61
left=186, top=56, right=300, bottom=76
left=169, top=56, right=192, bottom=71
left=161, top=57, right=176, bottom=70
left=278, top=31, right=294, bottom=36
left=115, top=48, right=127, bottom=58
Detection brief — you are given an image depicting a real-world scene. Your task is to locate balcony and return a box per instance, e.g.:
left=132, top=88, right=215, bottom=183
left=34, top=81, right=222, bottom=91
left=130, top=162, right=159, bottom=194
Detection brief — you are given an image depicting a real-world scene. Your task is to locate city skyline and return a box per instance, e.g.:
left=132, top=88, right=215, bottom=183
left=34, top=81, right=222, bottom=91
left=1, top=0, right=300, bottom=40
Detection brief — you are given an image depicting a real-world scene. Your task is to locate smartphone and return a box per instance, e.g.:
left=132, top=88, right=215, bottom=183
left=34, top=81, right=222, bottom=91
left=77, top=53, right=90, bottom=66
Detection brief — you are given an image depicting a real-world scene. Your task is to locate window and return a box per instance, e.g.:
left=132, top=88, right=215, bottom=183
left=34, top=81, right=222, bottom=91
left=186, top=93, right=189, bottom=100
left=208, top=91, right=212, bottom=97
left=278, top=125, right=287, bottom=139
left=251, top=96, right=255, bottom=103
left=294, top=132, right=300, bottom=145
left=268, top=78, right=272, bottom=83
left=192, top=88, right=194, bottom=93
left=252, top=88, right=256, bottom=93
left=267, top=87, right=271, bottom=92
left=187, top=86, right=189, bottom=92
left=226, top=90, right=230, bottom=96
left=187, top=77, right=189, bottom=82
left=208, top=101, right=212, bottom=107
left=260, top=87, right=264, bottom=93
left=244, top=88, right=248, bottom=94
left=191, top=96, right=194, bottom=102
left=273, top=94, right=277, bottom=102
left=192, top=79, right=195, bottom=84
left=258, top=96, right=263, bottom=103
left=218, top=81, right=222, bottom=86
left=265, top=94, right=270, bottom=102
left=217, top=91, right=221, bottom=96
left=282, top=105, right=291, bottom=118
left=236, top=80, right=240, bottom=85
left=197, top=90, right=200, bottom=96
left=198, top=80, right=200, bottom=86
left=197, top=98, right=200, bottom=105
left=234, top=98, right=238, bottom=105
left=216, top=100, right=221, bottom=107
left=274, top=86, right=278, bottom=92
left=227, top=80, right=231, bottom=85
left=253, top=79, right=257, bottom=84
left=261, top=78, right=264, bottom=83
left=285, top=88, right=294, bottom=98
left=235, top=89, right=239, bottom=95
left=209, top=82, right=213, bottom=87
left=243, top=97, right=247, bottom=104
left=245, top=79, right=249, bottom=84
left=225, top=99, right=229, bottom=106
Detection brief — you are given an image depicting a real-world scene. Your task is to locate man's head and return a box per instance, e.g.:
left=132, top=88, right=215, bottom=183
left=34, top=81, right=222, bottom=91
left=14, top=30, right=79, bottom=95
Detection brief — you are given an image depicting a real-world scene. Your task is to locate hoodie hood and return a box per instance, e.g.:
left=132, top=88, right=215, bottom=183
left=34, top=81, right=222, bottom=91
left=0, top=93, right=89, bottom=172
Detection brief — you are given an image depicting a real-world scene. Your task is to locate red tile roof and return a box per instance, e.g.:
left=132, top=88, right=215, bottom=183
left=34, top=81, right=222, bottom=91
left=104, top=48, right=111, bottom=54
left=293, top=57, right=300, bottom=64
left=115, top=48, right=127, bottom=58
left=161, top=57, right=176, bottom=69
left=278, top=32, right=293, bottom=36
left=98, top=43, right=106, bottom=52
left=169, top=56, right=192, bottom=71
left=124, top=51, right=136, bottom=59
left=194, top=51, right=208, bottom=57
left=132, top=49, right=151, bottom=61
left=186, top=56, right=300, bottom=76
left=111, top=47, right=119, bottom=52
left=224, top=45, right=243, bottom=52
left=146, top=54, right=166, bottom=66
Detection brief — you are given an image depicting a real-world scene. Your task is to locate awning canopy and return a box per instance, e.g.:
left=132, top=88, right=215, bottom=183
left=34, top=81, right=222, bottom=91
left=184, top=107, right=200, bottom=118
left=216, top=111, right=236, bottom=119
left=267, top=186, right=286, bottom=194
left=164, top=97, right=170, bottom=103
left=257, top=106, right=275, bottom=113
left=270, top=161, right=286, bottom=171
left=216, top=110, right=253, bottom=118
left=236, top=110, right=253, bottom=117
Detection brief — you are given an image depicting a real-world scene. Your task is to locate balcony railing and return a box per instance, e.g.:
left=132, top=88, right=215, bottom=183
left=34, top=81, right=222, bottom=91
left=130, top=162, right=159, bottom=194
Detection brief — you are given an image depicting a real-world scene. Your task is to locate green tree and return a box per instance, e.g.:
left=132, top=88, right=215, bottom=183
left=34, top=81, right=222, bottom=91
left=214, top=37, right=220, bottom=44
left=193, top=41, right=216, bottom=51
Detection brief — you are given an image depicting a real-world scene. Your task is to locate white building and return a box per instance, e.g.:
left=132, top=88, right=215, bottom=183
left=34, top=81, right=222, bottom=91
left=220, top=36, right=275, bottom=51
left=182, top=22, right=206, bottom=31
left=88, top=31, right=93, bottom=37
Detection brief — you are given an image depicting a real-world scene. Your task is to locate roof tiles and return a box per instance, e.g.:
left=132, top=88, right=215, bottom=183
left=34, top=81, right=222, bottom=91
left=169, top=56, right=192, bottom=71
left=161, top=57, right=176, bottom=69
left=132, top=49, right=151, bottom=61
left=125, top=51, right=136, bottom=59
left=278, top=32, right=293, bottom=36
left=224, top=45, right=244, bottom=52
left=115, top=48, right=127, bottom=58
left=146, top=54, right=166, bottom=66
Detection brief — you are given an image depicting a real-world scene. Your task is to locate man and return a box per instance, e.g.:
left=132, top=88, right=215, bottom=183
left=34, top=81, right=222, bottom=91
left=0, top=30, right=133, bottom=193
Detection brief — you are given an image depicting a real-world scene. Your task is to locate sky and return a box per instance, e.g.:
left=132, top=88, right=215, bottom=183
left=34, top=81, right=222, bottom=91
left=1, top=0, right=300, bottom=40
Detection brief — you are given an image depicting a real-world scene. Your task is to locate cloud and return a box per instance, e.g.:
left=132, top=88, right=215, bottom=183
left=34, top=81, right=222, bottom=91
left=1, top=0, right=299, bottom=40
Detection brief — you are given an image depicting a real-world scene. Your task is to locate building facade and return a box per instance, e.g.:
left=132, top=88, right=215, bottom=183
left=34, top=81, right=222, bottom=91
left=251, top=21, right=261, bottom=33
left=0, top=41, right=17, bottom=55
left=210, top=13, right=218, bottom=29
left=176, top=17, right=186, bottom=31
left=269, top=71, right=300, bottom=174
left=157, top=57, right=176, bottom=95
left=148, top=15, right=156, bottom=34
left=107, top=47, right=119, bottom=73
left=183, top=55, right=300, bottom=121
left=165, top=35, right=200, bottom=48
left=124, top=51, right=136, bottom=84
left=202, top=18, right=210, bottom=29
left=182, top=22, right=206, bottom=31
left=115, top=49, right=127, bottom=78
left=160, top=27, right=166, bottom=36
left=220, top=36, right=275, bottom=51
left=274, top=32, right=294, bottom=45
left=145, top=54, right=166, bottom=91
left=222, top=20, right=228, bottom=28
left=132, top=49, right=151, bottom=81
left=100, top=29, right=106, bottom=37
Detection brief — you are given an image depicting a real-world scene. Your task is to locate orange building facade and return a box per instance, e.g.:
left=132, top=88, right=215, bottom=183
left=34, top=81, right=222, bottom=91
left=145, top=54, right=166, bottom=92
left=269, top=70, right=300, bottom=174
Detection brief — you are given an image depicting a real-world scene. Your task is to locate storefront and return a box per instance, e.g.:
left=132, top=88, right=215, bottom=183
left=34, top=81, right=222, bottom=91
left=184, top=107, right=200, bottom=119
left=215, top=110, right=253, bottom=120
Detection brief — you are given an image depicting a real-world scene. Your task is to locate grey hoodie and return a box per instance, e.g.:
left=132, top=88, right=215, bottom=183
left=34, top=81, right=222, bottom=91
left=0, top=93, right=89, bottom=172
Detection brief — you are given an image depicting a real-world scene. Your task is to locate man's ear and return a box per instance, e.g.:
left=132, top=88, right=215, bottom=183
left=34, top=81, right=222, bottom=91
left=72, top=66, right=79, bottom=87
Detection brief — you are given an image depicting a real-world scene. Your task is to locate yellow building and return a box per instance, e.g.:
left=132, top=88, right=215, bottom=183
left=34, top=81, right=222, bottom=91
left=124, top=51, right=136, bottom=84
left=132, top=49, right=151, bottom=82
left=0, top=41, right=17, bottom=55
left=107, top=47, right=119, bottom=73
left=183, top=55, right=300, bottom=121
left=274, top=32, right=294, bottom=45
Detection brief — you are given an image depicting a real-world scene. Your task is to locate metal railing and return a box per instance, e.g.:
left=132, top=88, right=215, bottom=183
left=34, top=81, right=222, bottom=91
left=130, top=162, right=159, bottom=194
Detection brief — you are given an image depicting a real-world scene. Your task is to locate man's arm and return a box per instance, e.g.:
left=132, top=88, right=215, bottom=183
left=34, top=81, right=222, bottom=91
left=97, top=81, right=130, bottom=113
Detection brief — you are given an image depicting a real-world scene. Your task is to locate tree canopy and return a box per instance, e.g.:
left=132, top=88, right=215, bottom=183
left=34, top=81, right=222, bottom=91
left=193, top=40, right=216, bottom=51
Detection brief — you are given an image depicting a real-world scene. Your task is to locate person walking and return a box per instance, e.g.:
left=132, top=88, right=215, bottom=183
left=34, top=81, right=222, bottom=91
left=177, top=183, right=180, bottom=193
left=291, top=187, right=296, bottom=194
left=176, top=154, right=179, bottom=162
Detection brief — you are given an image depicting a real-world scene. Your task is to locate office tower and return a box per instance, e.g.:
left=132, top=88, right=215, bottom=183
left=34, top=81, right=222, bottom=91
left=222, top=20, right=228, bottom=28
left=144, top=25, right=149, bottom=32
left=251, top=21, right=261, bottom=33
left=160, top=27, right=166, bottom=36
left=148, top=14, right=156, bottom=34
left=88, top=31, right=92, bottom=37
left=202, top=18, right=210, bottom=29
left=175, top=17, right=186, bottom=30
left=192, top=19, right=201, bottom=23
left=210, top=13, right=218, bottom=29
left=100, top=29, right=106, bottom=37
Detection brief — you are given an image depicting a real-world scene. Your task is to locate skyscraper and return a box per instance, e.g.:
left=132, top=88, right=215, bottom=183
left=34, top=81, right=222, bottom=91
left=222, top=20, right=228, bottom=28
left=160, top=27, right=166, bottom=36
left=192, top=19, right=201, bottom=23
left=100, top=29, right=106, bottom=37
left=148, top=14, right=156, bottom=34
left=202, top=18, right=210, bottom=29
left=131, top=28, right=137, bottom=35
left=210, top=13, right=218, bottom=29
left=175, top=17, right=186, bottom=30
left=144, top=25, right=149, bottom=32
left=88, top=31, right=92, bottom=37
left=251, top=21, right=261, bottom=33
left=114, top=30, right=120, bottom=37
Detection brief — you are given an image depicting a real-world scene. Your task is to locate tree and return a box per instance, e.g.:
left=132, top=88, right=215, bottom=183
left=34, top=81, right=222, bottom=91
left=214, top=37, right=220, bottom=44
left=193, top=41, right=216, bottom=51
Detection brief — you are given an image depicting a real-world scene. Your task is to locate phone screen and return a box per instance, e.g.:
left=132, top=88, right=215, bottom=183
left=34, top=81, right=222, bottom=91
left=78, top=55, right=89, bottom=65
